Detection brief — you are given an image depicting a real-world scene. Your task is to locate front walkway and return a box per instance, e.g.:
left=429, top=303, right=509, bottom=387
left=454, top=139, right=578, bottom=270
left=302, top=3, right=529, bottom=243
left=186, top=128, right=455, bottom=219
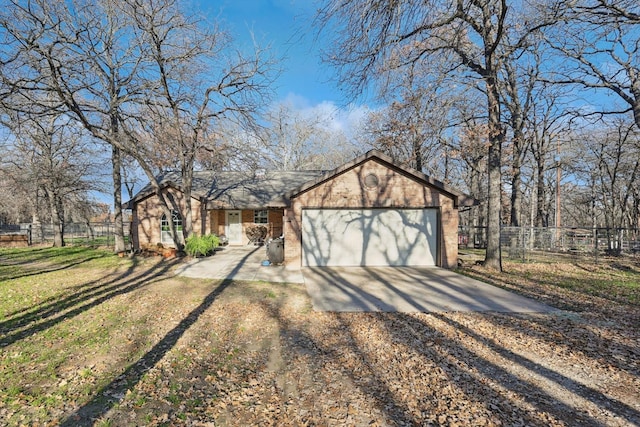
left=175, top=245, right=305, bottom=283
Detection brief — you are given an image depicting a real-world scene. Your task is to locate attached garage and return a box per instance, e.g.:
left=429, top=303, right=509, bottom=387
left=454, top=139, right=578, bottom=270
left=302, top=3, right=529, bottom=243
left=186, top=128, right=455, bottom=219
left=301, top=208, right=438, bottom=267
left=283, top=150, right=475, bottom=269
left=125, top=149, right=474, bottom=265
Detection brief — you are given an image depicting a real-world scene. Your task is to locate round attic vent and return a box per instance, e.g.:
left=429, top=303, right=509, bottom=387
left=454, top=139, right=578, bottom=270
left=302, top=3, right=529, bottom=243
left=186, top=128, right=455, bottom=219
left=363, top=173, right=379, bottom=189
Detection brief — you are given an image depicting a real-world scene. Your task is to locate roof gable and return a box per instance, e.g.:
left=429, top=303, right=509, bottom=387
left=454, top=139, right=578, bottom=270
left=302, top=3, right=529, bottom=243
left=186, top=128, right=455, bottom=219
left=286, top=150, right=475, bottom=208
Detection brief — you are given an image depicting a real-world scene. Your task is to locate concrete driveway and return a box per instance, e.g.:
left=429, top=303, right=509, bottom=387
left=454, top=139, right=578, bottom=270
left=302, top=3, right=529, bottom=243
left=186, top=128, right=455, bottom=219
left=302, top=266, right=559, bottom=313
left=176, top=246, right=558, bottom=313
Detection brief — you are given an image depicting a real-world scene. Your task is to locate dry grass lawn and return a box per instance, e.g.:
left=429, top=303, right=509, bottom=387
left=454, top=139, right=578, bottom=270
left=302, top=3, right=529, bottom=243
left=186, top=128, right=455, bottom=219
left=1, top=247, right=639, bottom=426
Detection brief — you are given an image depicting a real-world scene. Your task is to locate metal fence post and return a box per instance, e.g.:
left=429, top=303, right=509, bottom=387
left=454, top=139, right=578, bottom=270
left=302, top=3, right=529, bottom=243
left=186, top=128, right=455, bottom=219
left=520, top=226, right=525, bottom=262
left=594, top=228, right=598, bottom=264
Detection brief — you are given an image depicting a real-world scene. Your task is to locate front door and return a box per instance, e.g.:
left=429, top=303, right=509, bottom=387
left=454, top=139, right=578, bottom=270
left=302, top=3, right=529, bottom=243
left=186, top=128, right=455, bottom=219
left=226, top=210, right=242, bottom=245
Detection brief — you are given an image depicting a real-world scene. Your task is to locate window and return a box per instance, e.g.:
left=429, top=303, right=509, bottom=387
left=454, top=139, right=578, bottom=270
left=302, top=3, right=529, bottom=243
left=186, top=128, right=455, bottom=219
left=363, top=173, right=379, bottom=189
left=254, top=209, right=268, bottom=224
left=161, top=210, right=183, bottom=244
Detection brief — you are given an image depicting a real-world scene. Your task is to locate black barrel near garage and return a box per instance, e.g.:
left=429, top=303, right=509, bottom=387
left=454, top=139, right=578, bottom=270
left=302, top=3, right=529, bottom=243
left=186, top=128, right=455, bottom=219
left=266, top=237, right=284, bottom=264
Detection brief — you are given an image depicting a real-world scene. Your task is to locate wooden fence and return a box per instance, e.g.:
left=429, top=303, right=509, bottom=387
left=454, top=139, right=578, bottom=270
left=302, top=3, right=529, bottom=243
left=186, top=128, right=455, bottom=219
left=0, top=223, right=130, bottom=248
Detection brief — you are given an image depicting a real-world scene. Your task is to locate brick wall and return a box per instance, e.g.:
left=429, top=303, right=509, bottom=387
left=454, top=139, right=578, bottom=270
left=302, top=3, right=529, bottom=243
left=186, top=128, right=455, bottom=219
left=207, top=208, right=284, bottom=245
left=284, top=158, right=459, bottom=268
left=268, top=209, right=284, bottom=238
left=210, top=210, right=223, bottom=237
left=132, top=188, right=206, bottom=249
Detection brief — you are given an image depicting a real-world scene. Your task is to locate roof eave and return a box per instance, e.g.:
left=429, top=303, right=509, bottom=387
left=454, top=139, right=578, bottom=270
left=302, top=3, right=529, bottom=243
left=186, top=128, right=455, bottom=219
left=286, top=149, right=474, bottom=206
left=126, top=180, right=211, bottom=208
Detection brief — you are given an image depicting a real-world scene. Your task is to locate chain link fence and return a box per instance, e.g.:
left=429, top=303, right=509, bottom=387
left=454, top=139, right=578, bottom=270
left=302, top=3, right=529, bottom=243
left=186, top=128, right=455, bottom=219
left=4, top=221, right=639, bottom=261
left=459, top=226, right=640, bottom=262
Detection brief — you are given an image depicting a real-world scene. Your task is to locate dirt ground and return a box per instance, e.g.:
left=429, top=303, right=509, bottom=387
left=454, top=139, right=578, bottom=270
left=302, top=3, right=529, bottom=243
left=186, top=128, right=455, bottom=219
left=2, top=254, right=639, bottom=426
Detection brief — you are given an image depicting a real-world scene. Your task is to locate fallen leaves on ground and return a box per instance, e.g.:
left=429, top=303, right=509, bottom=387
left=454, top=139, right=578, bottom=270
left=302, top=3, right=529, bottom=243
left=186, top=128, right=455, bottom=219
left=106, top=264, right=638, bottom=426
left=2, top=256, right=639, bottom=426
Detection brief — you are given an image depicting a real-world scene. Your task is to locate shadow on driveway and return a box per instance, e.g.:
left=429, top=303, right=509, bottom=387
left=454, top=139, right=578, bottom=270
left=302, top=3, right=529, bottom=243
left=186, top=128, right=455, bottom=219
left=303, top=266, right=560, bottom=313
left=176, top=248, right=556, bottom=313
left=176, top=246, right=304, bottom=283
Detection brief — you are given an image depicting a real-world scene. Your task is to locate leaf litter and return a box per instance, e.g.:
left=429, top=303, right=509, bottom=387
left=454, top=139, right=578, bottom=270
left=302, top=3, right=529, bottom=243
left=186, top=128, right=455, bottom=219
left=1, top=257, right=639, bottom=426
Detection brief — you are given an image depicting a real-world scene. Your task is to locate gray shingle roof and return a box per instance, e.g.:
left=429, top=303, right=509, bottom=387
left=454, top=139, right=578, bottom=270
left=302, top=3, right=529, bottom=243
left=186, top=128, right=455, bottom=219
left=125, top=150, right=477, bottom=210
left=204, top=170, right=325, bottom=209
left=127, top=170, right=326, bottom=209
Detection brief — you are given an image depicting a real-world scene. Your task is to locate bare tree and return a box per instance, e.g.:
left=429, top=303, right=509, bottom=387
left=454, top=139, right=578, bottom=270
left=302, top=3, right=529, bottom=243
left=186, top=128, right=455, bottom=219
left=316, top=0, right=559, bottom=269
left=574, top=120, right=640, bottom=236
left=0, top=0, right=274, bottom=249
left=546, top=1, right=640, bottom=128
left=361, top=62, right=460, bottom=176
left=527, top=87, right=568, bottom=228
left=0, top=0, right=147, bottom=251
left=1, top=112, right=98, bottom=246
left=455, top=115, right=489, bottom=247
left=0, top=163, right=36, bottom=224
left=197, top=122, right=263, bottom=172
left=500, top=34, right=578, bottom=228
left=260, top=101, right=354, bottom=171
left=545, top=1, right=640, bottom=235
left=500, top=45, right=540, bottom=226
left=126, top=0, right=275, bottom=238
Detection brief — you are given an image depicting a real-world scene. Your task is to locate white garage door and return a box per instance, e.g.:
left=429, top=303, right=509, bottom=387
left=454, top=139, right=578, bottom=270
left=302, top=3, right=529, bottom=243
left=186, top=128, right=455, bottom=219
left=302, top=208, right=438, bottom=267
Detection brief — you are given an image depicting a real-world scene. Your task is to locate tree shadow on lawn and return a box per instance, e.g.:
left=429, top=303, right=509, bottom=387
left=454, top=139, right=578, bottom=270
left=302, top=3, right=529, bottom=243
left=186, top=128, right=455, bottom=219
left=2, top=259, right=130, bottom=319
left=260, top=302, right=556, bottom=426
left=60, top=247, right=260, bottom=426
left=0, top=247, right=112, bottom=282
left=428, top=313, right=640, bottom=426
left=261, top=295, right=638, bottom=426
left=0, top=257, right=178, bottom=348
left=460, top=265, right=640, bottom=404
left=460, top=265, right=639, bottom=312
left=257, top=299, right=418, bottom=426
left=0, top=245, right=102, bottom=264
left=0, top=246, right=63, bottom=263
left=480, top=311, right=640, bottom=382
left=379, top=312, right=595, bottom=426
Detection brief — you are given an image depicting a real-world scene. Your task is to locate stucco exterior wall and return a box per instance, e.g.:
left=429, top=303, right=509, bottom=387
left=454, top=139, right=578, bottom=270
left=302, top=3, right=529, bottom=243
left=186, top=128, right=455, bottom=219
left=284, top=158, right=459, bottom=268
left=132, top=188, right=206, bottom=249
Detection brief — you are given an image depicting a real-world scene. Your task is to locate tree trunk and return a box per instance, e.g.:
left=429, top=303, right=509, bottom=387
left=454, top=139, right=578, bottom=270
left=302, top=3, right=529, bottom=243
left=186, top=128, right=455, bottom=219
left=509, top=130, right=525, bottom=226
left=49, top=189, right=65, bottom=247
left=483, top=78, right=504, bottom=271
left=510, top=165, right=522, bottom=227
left=111, top=145, right=126, bottom=252
left=465, top=153, right=485, bottom=248
left=182, top=162, right=194, bottom=243
left=413, top=138, right=423, bottom=173
left=485, top=141, right=503, bottom=270
left=535, top=161, right=546, bottom=227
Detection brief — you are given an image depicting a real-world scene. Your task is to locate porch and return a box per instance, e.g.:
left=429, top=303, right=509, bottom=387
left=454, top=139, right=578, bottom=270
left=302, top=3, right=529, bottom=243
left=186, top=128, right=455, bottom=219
left=208, top=208, right=284, bottom=246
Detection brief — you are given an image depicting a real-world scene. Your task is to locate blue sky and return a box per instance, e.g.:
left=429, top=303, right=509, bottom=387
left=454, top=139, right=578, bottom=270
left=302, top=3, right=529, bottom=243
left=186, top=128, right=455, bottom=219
left=101, top=1, right=367, bottom=204
left=210, top=0, right=345, bottom=108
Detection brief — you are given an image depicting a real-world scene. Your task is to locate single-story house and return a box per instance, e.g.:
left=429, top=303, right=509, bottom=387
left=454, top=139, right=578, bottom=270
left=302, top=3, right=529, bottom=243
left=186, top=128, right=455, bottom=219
left=125, top=150, right=475, bottom=269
